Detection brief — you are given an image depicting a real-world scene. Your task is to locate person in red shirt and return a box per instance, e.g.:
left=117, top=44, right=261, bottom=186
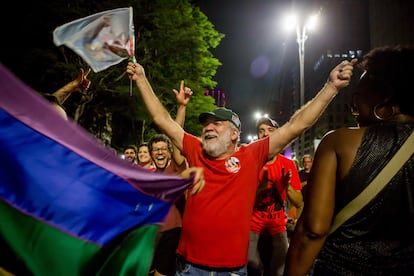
left=248, top=117, right=303, bottom=276
left=126, top=58, right=356, bottom=275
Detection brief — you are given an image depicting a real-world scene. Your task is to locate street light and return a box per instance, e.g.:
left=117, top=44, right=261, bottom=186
left=247, top=134, right=258, bottom=143
left=283, top=11, right=319, bottom=156
left=283, top=12, right=319, bottom=106
left=247, top=112, right=268, bottom=143
left=254, top=112, right=269, bottom=120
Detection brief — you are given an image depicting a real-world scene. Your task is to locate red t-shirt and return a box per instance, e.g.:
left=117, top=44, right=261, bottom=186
left=250, top=154, right=301, bottom=235
left=177, top=133, right=269, bottom=268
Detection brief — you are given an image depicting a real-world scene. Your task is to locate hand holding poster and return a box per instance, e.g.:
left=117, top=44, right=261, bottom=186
left=53, top=7, right=135, bottom=73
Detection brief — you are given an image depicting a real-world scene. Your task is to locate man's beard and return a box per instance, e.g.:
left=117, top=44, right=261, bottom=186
left=202, top=128, right=232, bottom=158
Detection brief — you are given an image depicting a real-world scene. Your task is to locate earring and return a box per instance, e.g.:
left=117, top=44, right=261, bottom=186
left=373, top=104, right=395, bottom=121
left=350, top=105, right=359, bottom=116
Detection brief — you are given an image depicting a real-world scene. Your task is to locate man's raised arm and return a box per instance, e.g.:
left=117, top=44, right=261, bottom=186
left=126, top=61, right=185, bottom=151
left=268, top=59, right=357, bottom=158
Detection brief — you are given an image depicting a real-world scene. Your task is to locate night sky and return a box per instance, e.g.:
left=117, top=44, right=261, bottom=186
left=0, top=0, right=328, bottom=143
left=196, top=0, right=302, bottom=141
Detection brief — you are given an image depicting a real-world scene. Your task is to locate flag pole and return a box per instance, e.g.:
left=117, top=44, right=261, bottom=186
left=130, top=56, right=136, bottom=97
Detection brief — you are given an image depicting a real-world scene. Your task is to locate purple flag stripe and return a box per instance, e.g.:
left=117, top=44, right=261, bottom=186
left=0, top=64, right=193, bottom=245
left=0, top=64, right=192, bottom=202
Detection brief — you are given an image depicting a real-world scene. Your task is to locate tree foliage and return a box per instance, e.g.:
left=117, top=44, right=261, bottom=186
left=1, top=0, right=223, bottom=151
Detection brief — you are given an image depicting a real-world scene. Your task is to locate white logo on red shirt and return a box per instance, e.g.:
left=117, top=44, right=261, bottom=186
left=225, top=157, right=241, bottom=173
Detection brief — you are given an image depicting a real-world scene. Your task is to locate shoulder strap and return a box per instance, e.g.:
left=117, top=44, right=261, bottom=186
left=329, top=130, right=414, bottom=235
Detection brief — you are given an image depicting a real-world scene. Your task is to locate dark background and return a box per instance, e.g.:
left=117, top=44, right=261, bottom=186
left=196, top=0, right=298, bottom=138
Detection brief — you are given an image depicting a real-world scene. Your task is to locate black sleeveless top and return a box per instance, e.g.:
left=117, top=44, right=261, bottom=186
left=313, top=123, right=414, bottom=276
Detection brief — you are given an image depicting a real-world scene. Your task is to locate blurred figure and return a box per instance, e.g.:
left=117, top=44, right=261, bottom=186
left=43, top=67, right=91, bottom=120
left=123, top=145, right=137, bottom=164
left=137, top=142, right=155, bottom=170
left=298, top=154, right=313, bottom=199
left=52, top=68, right=91, bottom=104
left=248, top=117, right=303, bottom=276
left=285, top=46, right=414, bottom=275
left=43, top=93, right=68, bottom=120
left=296, top=154, right=313, bottom=219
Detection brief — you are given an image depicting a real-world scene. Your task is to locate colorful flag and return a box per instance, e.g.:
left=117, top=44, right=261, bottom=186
left=53, top=7, right=135, bottom=73
left=0, top=64, right=192, bottom=275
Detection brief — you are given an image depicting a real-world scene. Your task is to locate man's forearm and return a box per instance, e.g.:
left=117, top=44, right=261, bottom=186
left=175, top=104, right=186, bottom=128
left=286, top=82, right=338, bottom=137
left=127, top=62, right=185, bottom=150
left=53, top=80, right=79, bottom=104
left=269, top=60, right=355, bottom=158
left=135, top=77, right=173, bottom=129
left=287, top=187, right=304, bottom=208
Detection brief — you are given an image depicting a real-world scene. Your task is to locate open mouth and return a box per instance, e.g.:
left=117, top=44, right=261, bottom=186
left=204, top=133, right=218, bottom=140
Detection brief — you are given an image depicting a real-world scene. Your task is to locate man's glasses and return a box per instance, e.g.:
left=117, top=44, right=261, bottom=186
left=151, top=147, right=169, bottom=153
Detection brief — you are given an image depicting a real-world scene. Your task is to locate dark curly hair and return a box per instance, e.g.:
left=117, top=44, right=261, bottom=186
left=148, top=133, right=173, bottom=154
left=359, top=45, right=414, bottom=116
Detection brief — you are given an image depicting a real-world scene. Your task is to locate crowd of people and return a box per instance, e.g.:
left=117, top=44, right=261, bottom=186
left=1, top=45, right=413, bottom=275
left=126, top=45, right=357, bottom=275
left=125, top=45, right=414, bottom=275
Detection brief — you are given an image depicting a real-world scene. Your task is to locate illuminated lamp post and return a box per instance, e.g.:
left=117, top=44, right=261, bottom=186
left=283, top=11, right=319, bottom=154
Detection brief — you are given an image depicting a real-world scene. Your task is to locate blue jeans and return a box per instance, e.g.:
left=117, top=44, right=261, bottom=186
left=175, top=257, right=247, bottom=276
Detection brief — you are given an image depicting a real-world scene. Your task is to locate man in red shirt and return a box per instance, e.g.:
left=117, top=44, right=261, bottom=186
left=126, top=58, right=356, bottom=274
left=248, top=117, right=303, bottom=276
